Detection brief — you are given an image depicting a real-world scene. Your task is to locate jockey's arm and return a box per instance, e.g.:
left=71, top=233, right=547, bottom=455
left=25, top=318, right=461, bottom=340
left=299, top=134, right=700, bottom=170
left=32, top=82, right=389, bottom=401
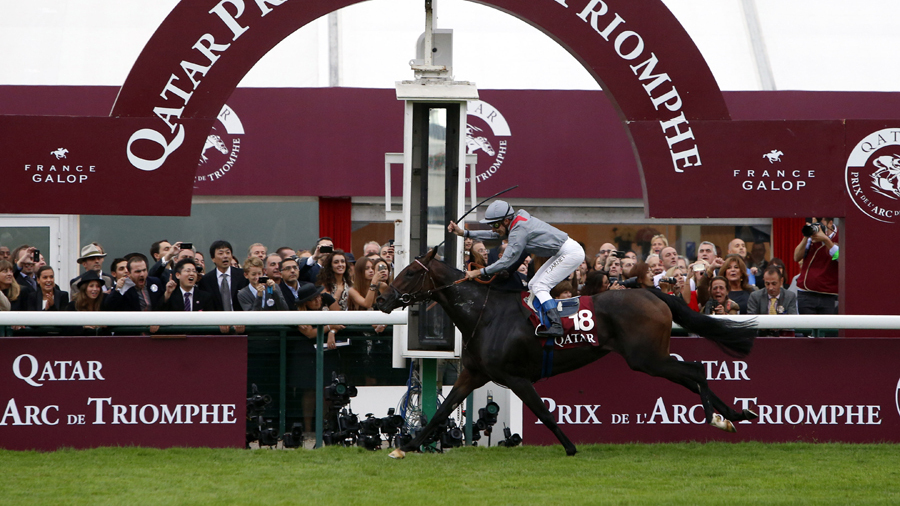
left=482, top=228, right=525, bottom=276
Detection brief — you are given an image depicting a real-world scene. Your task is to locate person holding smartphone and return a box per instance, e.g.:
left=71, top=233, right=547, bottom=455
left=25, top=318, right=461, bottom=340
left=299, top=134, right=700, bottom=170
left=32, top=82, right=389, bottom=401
left=348, top=256, right=389, bottom=311
left=297, top=237, right=334, bottom=284
left=238, top=256, right=288, bottom=311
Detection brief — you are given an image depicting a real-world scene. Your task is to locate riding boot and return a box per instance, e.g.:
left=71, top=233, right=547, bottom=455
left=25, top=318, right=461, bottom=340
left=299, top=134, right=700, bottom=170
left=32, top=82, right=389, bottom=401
left=536, top=301, right=564, bottom=338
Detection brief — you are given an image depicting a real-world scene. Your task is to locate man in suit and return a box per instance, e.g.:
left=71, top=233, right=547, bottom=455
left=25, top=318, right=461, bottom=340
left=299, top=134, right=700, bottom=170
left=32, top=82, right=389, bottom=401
left=278, top=256, right=302, bottom=307
left=198, top=240, right=248, bottom=333
left=297, top=237, right=333, bottom=284
left=69, top=243, right=114, bottom=294
left=748, top=265, right=798, bottom=336
left=105, top=255, right=165, bottom=312
left=160, top=258, right=214, bottom=312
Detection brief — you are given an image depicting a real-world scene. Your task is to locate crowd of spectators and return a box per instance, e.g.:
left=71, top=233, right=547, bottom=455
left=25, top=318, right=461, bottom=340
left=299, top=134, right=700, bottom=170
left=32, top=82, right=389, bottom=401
left=0, top=218, right=839, bottom=334
left=0, top=237, right=396, bottom=337
left=457, top=219, right=838, bottom=336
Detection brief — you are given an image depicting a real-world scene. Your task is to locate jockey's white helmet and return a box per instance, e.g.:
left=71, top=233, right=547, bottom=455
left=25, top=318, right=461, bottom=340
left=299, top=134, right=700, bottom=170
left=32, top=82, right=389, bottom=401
left=480, top=200, right=516, bottom=224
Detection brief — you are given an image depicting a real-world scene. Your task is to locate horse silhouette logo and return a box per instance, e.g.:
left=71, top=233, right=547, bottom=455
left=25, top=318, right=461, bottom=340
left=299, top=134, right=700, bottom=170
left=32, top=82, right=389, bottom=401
left=870, top=154, right=900, bottom=200
left=762, top=150, right=783, bottom=164
left=465, top=100, right=511, bottom=184
left=50, top=147, right=69, bottom=160
left=200, top=134, right=228, bottom=163
left=845, top=128, right=900, bottom=224
left=465, top=124, right=495, bottom=156
left=194, top=104, right=245, bottom=186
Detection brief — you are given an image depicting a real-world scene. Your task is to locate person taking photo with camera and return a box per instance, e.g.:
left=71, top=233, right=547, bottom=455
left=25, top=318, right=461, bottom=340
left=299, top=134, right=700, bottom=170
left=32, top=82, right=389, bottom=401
left=793, top=217, right=839, bottom=315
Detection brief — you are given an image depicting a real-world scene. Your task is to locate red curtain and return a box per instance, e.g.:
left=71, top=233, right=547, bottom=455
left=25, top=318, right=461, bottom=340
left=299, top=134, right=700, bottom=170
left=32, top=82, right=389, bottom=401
left=771, top=217, right=806, bottom=282
left=318, top=197, right=352, bottom=251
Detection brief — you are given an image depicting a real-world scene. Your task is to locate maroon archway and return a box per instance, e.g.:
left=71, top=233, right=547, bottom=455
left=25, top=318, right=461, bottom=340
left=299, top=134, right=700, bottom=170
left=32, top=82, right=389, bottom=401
left=111, top=0, right=729, bottom=213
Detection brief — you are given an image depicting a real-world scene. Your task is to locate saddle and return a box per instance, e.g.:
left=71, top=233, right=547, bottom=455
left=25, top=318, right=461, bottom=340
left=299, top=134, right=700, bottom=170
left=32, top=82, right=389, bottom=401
left=521, top=292, right=600, bottom=350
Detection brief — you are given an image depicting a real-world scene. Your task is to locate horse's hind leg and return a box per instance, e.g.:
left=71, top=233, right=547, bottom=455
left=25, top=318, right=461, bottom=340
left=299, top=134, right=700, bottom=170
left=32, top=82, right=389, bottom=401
left=504, top=376, right=578, bottom=456
left=706, top=389, right=759, bottom=422
left=630, top=356, right=751, bottom=432
left=392, top=368, right=488, bottom=458
left=622, top=353, right=720, bottom=426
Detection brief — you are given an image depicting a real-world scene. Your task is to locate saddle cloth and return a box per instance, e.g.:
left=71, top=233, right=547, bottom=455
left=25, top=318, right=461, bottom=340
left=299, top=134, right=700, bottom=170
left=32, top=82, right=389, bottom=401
left=521, top=292, right=600, bottom=350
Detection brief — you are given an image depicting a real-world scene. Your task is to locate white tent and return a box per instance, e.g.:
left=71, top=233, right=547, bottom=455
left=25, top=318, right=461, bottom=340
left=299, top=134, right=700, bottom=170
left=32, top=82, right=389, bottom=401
left=2, top=0, right=898, bottom=92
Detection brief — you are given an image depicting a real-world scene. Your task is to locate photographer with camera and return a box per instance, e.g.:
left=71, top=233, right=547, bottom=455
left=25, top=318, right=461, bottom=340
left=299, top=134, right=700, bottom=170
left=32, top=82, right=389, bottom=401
left=793, top=218, right=839, bottom=315
left=702, top=276, right=740, bottom=315
left=615, top=260, right=655, bottom=289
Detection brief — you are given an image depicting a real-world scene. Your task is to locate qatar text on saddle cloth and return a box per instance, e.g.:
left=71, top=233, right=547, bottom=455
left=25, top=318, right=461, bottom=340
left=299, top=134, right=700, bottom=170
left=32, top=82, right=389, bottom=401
left=521, top=294, right=600, bottom=350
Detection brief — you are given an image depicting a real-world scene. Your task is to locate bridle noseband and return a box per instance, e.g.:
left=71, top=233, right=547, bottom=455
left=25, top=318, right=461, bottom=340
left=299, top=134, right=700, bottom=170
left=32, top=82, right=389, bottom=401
left=392, top=258, right=465, bottom=306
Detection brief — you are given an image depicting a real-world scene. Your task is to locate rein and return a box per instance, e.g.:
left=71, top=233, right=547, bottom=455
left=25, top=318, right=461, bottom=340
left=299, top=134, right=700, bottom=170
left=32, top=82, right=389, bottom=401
left=395, top=259, right=494, bottom=305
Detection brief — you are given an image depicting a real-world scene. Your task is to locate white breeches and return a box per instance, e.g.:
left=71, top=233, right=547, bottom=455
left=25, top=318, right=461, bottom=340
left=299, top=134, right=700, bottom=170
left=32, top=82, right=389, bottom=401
left=528, top=238, right=585, bottom=304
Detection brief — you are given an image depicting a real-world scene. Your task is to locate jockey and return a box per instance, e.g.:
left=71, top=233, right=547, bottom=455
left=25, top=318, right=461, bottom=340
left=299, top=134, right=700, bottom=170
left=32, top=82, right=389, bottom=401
left=448, top=200, right=585, bottom=338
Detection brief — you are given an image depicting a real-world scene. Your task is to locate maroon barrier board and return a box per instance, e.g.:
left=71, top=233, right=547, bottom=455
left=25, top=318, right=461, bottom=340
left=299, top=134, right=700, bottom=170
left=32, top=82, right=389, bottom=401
left=0, top=336, right=246, bottom=451
left=523, top=338, right=900, bottom=444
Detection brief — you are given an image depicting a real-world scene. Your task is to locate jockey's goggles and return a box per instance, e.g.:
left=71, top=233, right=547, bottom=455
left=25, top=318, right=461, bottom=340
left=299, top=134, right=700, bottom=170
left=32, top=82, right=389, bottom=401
left=490, top=221, right=502, bottom=229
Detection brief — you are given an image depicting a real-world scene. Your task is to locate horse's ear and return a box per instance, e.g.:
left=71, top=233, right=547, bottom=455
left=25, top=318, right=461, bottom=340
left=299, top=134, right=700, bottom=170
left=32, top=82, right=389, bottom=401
left=424, top=247, right=438, bottom=262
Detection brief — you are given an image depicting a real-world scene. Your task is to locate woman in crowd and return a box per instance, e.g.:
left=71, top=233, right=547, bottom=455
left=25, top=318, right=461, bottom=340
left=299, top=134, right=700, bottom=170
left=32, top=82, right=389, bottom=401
left=66, top=271, right=106, bottom=312
left=570, top=259, right=588, bottom=293
left=468, top=240, right=488, bottom=268
left=591, top=253, right=606, bottom=272
left=64, top=270, right=107, bottom=334
left=627, top=261, right=655, bottom=289
left=721, top=254, right=756, bottom=314
left=649, top=234, right=668, bottom=256
left=317, top=250, right=352, bottom=311
left=27, top=266, right=68, bottom=311
left=0, top=260, right=28, bottom=311
left=348, top=256, right=389, bottom=312
left=658, top=266, right=686, bottom=297
left=580, top=270, right=610, bottom=296
left=703, top=276, right=740, bottom=315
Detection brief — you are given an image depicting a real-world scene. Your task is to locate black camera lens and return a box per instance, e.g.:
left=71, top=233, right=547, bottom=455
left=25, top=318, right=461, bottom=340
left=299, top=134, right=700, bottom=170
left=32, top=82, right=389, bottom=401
left=801, top=223, right=820, bottom=237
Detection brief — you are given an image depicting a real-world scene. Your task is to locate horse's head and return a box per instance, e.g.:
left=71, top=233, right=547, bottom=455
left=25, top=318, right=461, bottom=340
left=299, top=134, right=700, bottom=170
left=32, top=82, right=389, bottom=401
left=376, top=248, right=448, bottom=313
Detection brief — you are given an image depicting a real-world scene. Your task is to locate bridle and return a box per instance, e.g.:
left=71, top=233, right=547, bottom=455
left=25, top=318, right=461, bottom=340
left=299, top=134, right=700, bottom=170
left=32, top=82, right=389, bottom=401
left=390, top=257, right=467, bottom=306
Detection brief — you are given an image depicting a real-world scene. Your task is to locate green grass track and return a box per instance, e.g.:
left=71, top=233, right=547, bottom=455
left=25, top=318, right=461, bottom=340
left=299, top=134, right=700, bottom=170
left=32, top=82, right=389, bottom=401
left=1, top=443, right=898, bottom=505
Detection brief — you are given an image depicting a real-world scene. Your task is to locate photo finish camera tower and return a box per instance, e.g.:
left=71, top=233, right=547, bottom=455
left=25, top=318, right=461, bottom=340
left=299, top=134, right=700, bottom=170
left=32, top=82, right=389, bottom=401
left=390, top=0, right=477, bottom=361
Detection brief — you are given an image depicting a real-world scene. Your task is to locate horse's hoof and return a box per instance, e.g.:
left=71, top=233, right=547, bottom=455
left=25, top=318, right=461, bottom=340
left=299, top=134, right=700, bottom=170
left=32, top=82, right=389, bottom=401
left=710, top=413, right=736, bottom=433
left=743, top=408, right=759, bottom=421
left=388, top=449, right=406, bottom=459
left=566, top=448, right=578, bottom=457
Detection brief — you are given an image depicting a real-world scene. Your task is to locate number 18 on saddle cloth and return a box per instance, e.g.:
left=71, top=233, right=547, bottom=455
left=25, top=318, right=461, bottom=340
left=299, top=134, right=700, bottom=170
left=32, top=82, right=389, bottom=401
left=522, top=293, right=600, bottom=349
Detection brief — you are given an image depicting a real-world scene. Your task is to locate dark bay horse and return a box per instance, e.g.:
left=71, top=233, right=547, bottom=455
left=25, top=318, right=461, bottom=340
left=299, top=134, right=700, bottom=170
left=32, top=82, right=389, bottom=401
left=375, top=249, right=758, bottom=457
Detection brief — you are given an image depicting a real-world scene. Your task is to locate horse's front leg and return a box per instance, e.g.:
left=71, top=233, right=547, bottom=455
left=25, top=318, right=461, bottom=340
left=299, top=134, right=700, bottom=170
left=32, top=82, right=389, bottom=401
left=504, top=376, right=577, bottom=456
left=391, top=368, right=488, bottom=459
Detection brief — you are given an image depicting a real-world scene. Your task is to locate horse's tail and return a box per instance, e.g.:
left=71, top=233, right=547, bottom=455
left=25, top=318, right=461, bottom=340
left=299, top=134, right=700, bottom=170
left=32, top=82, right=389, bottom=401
left=646, top=289, right=756, bottom=358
